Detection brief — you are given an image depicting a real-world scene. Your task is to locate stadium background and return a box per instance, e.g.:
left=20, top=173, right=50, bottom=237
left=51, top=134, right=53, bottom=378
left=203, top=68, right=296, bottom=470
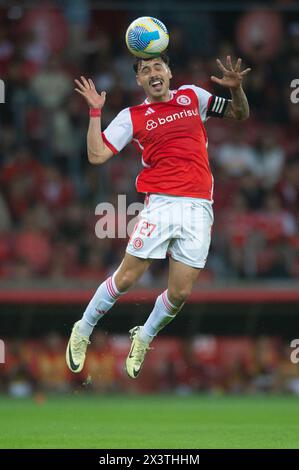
left=0, top=0, right=299, bottom=449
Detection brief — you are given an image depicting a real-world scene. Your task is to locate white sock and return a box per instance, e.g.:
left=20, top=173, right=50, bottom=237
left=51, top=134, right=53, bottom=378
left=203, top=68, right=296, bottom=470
left=78, top=273, right=126, bottom=337
left=139, top=290, right=184, bottom=344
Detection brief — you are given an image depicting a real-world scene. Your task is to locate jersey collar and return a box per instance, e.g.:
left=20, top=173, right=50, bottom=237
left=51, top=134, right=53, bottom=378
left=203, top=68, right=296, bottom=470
left=144, top=90, right=176, bottom=105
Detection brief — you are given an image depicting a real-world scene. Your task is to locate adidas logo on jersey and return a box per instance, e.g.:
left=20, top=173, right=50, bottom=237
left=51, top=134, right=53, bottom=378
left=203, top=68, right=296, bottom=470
left=144, top=107, right=155, bottom=116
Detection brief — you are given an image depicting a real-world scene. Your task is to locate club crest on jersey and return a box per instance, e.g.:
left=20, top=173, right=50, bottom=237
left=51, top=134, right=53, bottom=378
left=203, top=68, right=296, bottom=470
left=133, top=237, right=144, bottom=250
left=176, top=95, right=191, bottom=106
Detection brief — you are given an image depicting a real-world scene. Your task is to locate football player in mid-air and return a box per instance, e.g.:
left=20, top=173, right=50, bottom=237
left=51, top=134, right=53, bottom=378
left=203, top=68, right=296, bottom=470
left=66, top=53, right=250, bottom=378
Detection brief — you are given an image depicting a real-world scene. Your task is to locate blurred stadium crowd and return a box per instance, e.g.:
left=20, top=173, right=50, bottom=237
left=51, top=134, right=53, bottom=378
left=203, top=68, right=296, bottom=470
left=1, top=333, right=299, bottom=396
left=0, top=1, right=299, bottom=285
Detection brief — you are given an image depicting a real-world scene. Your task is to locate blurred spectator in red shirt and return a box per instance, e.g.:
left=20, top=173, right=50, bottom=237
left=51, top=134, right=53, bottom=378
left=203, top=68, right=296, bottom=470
left=1, top=147, right=44, bottom=220
left=36, top=166, right=74, bottom=210
left=14, top=204, right=53, bottom=276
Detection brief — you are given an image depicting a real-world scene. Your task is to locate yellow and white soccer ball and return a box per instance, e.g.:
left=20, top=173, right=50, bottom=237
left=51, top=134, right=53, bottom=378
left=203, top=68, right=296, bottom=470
left=125, top=16, right=169, bottom=59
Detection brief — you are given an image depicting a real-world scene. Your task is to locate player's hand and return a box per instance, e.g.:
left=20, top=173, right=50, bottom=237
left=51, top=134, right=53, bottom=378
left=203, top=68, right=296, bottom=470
left=210, top=56, right=251, bottom=89
left=74, top=76, right=106, bottom=109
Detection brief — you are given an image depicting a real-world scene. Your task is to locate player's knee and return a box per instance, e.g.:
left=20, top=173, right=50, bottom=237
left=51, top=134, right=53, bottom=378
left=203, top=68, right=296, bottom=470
left=168, top=286, right=192, bottom=306
left=115, top=269, right=138, bottom=291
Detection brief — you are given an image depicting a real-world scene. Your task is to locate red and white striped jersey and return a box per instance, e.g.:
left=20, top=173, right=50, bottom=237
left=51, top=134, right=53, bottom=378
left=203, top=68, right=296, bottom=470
left=102, top=84, right=228, bottom=200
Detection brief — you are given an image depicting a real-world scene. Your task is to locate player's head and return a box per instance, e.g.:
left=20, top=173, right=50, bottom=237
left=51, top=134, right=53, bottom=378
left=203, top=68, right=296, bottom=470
left=133, top=53, right=172, bottom=102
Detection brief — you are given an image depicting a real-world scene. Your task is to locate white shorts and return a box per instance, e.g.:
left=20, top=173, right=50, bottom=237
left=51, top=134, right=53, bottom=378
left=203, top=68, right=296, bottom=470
left=126, top=193, right=214, bottom=269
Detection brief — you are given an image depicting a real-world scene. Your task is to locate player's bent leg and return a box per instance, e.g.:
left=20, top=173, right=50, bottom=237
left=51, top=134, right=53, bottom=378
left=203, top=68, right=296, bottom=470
left=114, top=254, right=154, bottom=379
left=114, top=253, right=152, bottom=292
left=66, top=274, right=126, bottom=373
left=167, top=257, right=201, bottom=306
left=126, top=259, right=201, bottom=379
left=143, top=258, right=201, bottom=341
left=67, top=253, right=152, bottom=373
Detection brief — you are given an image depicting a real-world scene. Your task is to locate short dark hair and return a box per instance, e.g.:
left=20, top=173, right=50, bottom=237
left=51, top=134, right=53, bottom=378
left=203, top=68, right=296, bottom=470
left=133, top=52, right=170, bottom=73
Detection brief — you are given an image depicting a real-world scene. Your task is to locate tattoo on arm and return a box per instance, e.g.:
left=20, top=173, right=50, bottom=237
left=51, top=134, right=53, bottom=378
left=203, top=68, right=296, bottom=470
left=224, top=86, right=250, bottom=120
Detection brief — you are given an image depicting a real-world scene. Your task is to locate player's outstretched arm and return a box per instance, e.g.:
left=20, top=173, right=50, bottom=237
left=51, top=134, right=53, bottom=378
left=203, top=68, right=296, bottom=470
left=75, top=76, right=113, bottom=164
left=211, top=56, right=250, bottom=121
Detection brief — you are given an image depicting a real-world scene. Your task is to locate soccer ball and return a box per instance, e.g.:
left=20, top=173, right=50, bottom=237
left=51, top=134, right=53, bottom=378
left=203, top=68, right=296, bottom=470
left=125, top=16, right=169, bottom=59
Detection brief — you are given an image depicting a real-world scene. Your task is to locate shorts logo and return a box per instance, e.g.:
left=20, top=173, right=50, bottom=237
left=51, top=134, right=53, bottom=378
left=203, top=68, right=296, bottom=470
left=133, top=237, right=144, bottom=250
left=146, top=119, right=158, bottom=131
left=177, top=95, right=191, bottom=105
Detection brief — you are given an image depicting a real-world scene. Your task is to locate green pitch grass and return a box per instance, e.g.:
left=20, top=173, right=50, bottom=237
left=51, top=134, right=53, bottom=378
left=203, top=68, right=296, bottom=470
left=0, top=394, right=299, bottom=448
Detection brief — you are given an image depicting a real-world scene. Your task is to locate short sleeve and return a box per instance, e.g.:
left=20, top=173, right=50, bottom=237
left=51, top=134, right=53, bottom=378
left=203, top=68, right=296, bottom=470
left=102, top=108, right=133, bottom=155
left=179, top=84, right=228, bottom=122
